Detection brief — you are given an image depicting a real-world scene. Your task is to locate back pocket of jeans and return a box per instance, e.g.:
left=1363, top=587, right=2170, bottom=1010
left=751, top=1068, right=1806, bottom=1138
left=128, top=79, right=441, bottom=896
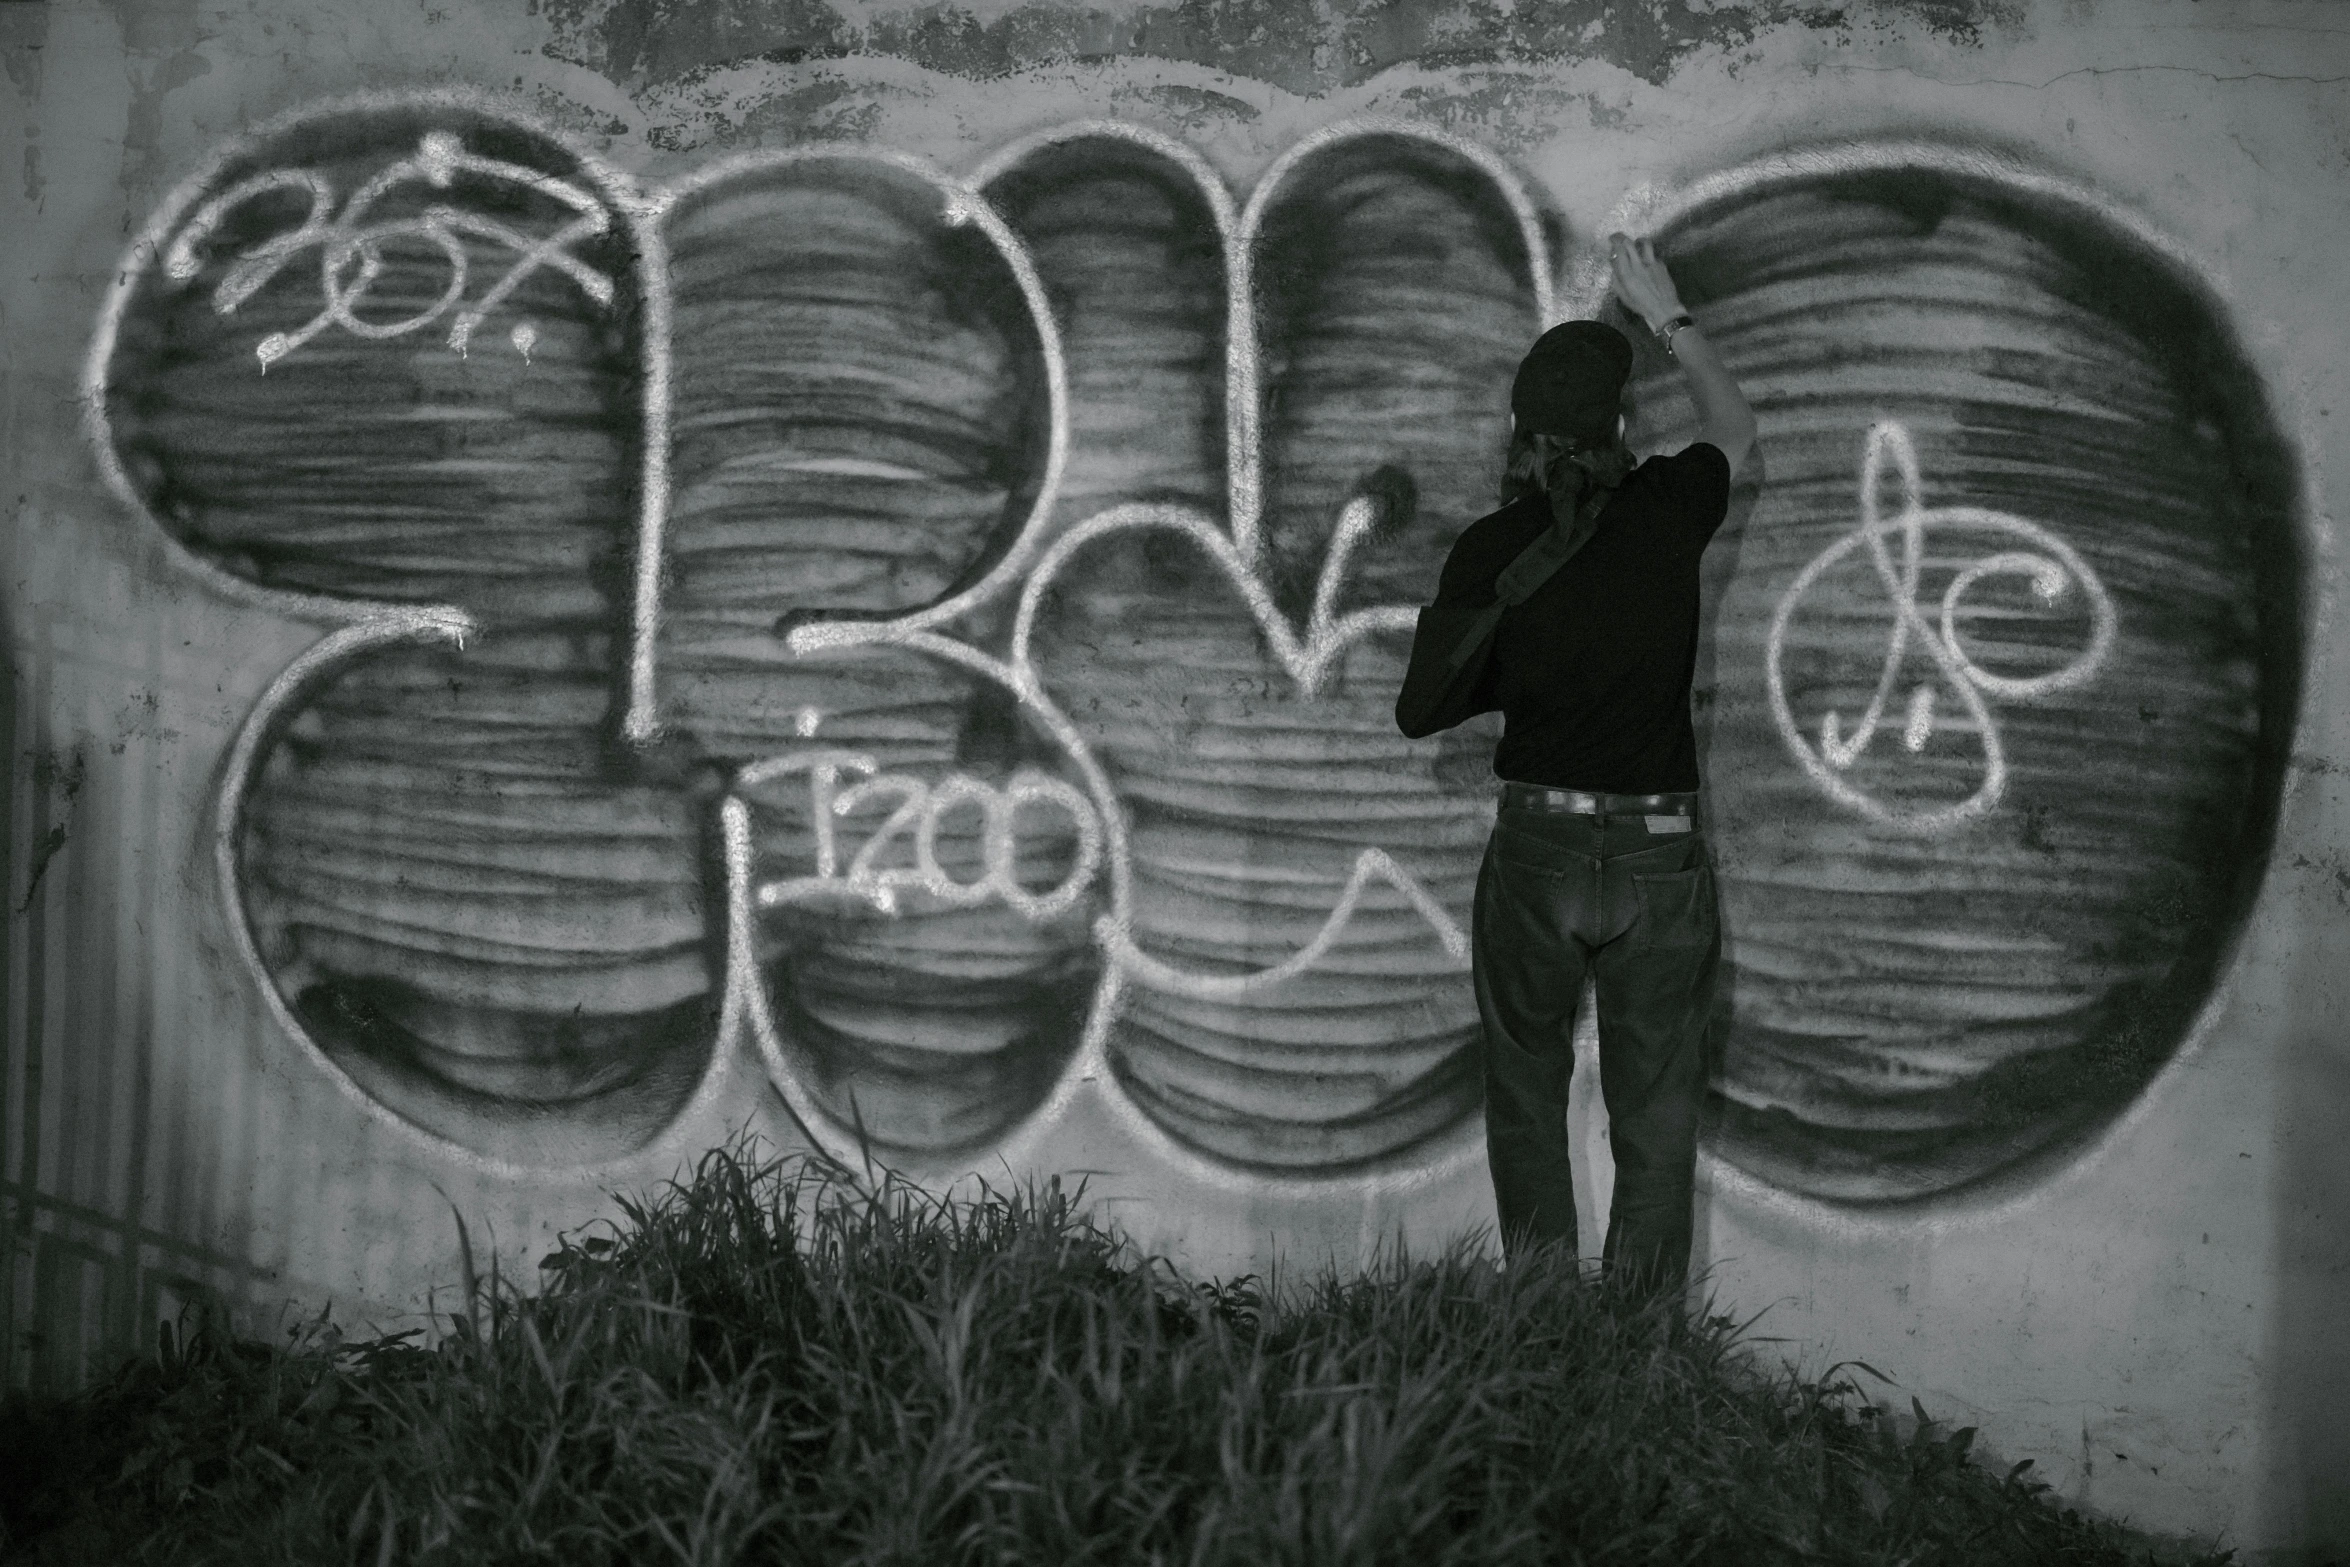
left=1632, top=866, right=1715, bottom=951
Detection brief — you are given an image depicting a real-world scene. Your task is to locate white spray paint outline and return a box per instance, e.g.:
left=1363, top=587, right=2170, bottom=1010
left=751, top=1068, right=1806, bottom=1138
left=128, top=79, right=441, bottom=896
left=1591, top=145, right=2123, bottom=842
left=86, top=91, right=707, bottom=1180
left=82, top=90, right=663, bottom=636
left=744, top=497, right=1482, bottom=1188
left=1589, top=137, right=2295, bottom=1231
left=752, top=121, right=1562, bottom=1190
left=214, top=608, right=477, bottom=1094
left=619, top=146, right=1072, bottom=743
left=957, top=117, right=1560, bottom=573
left=1765, top=420, right=2116, bottom=832
left=210, top=604, right=758, bottom=1178
left=96, top=98, right=1524, bottom=1184
left=116, top=104, right=2157, bottom=1206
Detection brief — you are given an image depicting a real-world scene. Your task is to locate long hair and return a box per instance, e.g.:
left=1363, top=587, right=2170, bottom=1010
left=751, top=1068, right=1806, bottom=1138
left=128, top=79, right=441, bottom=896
left=1500, top=427, right=1638, bottom=532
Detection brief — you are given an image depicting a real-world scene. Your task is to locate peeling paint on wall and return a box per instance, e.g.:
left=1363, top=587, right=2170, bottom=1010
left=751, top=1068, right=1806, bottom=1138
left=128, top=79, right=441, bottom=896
left=540, top=0, right=2024, bottom=99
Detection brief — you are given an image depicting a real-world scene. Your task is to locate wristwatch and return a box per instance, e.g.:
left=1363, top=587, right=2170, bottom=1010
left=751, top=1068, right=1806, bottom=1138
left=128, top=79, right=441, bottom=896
left=1654, top=313, right=1697, bottom=354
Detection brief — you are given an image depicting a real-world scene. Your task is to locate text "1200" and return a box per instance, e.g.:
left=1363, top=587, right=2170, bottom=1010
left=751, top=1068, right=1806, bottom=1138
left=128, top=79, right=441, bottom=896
left=739, top=749, right=1104, bottom=921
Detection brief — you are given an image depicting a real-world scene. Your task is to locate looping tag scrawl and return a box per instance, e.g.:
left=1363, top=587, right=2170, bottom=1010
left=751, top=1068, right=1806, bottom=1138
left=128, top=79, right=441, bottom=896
left=1644, top=815, right=1692, bottom=834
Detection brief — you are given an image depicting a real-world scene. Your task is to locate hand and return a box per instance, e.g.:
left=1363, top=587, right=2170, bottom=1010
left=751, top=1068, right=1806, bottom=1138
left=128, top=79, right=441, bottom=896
left=1607, top=233, right=1687, bottom=334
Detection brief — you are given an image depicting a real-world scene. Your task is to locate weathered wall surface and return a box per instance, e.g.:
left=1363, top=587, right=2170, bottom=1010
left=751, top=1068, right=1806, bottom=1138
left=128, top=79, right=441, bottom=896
left=4, top=0, right=2345, bottom=1555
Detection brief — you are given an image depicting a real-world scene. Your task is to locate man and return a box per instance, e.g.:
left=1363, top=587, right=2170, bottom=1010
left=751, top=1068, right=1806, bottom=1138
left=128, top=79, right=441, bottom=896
left=1401, top=234, right=1757, bottom=1295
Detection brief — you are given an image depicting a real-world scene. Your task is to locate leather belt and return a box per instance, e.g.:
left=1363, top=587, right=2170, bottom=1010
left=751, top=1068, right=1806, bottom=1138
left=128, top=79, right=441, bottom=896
left=1500, top=783, right=1699, bottom=817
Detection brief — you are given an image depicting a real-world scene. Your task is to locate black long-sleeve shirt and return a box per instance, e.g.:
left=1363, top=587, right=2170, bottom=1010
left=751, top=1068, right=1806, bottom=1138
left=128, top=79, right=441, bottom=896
left=1429, top=442, right=1731, bottom=794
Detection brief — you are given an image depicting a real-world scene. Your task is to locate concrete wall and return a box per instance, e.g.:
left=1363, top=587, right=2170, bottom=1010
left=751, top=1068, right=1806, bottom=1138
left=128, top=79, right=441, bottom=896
left=4, top=0, right=2345, bottom=1555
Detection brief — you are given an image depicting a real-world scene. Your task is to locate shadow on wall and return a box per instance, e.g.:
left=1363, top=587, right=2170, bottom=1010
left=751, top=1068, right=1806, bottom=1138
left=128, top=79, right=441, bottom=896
left=91, top=100, right=2302, bottom=1238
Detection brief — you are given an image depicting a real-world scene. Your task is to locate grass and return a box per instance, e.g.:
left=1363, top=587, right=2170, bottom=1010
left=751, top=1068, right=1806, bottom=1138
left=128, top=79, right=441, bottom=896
left=1, top=1145, right=2234, bottom=1566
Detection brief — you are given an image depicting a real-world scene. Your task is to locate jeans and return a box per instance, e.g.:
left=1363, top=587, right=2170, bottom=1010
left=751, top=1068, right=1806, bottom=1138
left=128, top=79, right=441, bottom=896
left=1470, top=802, right=1721, bottom=1294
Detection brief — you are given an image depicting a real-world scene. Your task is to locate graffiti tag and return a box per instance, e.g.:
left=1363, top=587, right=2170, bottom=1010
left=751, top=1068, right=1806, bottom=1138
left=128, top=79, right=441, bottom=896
left=163, top=131, right=618, bottom=367
left=1766, top=420, right=2117, bottom=832
left=740, top=746, right=1103, bottom=922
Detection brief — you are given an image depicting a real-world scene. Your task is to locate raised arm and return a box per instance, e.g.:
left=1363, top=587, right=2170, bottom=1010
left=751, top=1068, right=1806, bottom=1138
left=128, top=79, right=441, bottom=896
left=1607, top=233, right=1757, bottom=482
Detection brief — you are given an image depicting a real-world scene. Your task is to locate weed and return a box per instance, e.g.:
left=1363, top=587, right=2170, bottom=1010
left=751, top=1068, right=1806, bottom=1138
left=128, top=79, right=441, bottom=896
left=0, top=1145, right=2233, bottom=1566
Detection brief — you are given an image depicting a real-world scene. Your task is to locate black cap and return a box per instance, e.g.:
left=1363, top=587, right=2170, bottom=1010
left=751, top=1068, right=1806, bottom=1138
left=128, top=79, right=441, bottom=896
left=1510, top=320, right=1634, bottom=444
